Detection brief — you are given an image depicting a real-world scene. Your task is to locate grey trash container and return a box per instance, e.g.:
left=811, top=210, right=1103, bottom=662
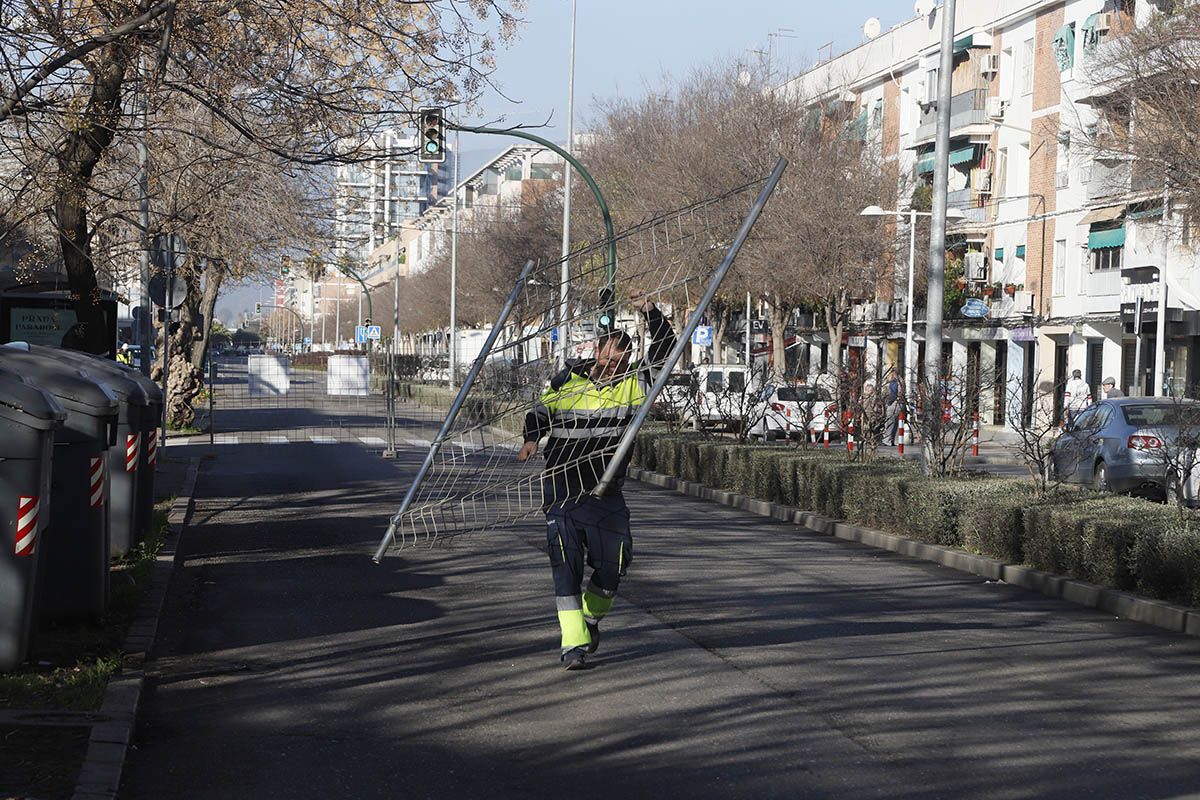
left=5, top=344, right=152, bottom=557
left=0, top=349, right=119, bottom=620
left=34, top=349, right=163, bottom=542
left=0, top=372, right=66, bottom=670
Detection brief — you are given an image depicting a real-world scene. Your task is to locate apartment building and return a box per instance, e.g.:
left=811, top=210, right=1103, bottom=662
left=779, top=0, right=1187, bottom=425
left=333, top=129, right=454, bottom=266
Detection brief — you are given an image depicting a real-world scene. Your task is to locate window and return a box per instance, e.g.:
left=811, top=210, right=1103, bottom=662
left=926, top=68, right=939, bottom=104
left=530, top=163, right=556, bottom=180
left=1054, top=239, right=1067, bottom=296
left=706, top=372, right=724, bottom=392
left=504, top=164, right=523, bottom=181
left=1021, top=38, right=1034, bottom=95
left=1091, top=244, right=1122, bottom=271
left=727, top=371, right=746, bottom=393
left=995, top=147, right=1009, bottom=197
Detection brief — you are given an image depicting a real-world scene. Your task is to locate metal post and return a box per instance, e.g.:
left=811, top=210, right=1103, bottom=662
left=1133, top=295, right=1144, bottom=396
left=558, top=0, right=577, bottom=365
left=593, top=157, right=788, bottom=497
left=923, top=0, right=956, bottom=468
left=208, top=356, right=215, bottom=448
left=335, top=273, right=341, bottom=350
left=905, top=208, right=918, bottom=398
left=161, top=252, right=173, bottom=445
left=1154, top=187, right=1170, bottom=396
left=745, top=291, right=751, bottom=367
left=373, top=259, right=537, bottom=562
left=450, top=127, right=460, bottom=388
left=137, top=60, right=152, bottom=377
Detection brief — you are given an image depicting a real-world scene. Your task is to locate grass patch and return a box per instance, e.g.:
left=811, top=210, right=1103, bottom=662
left=0, top=502, right=171, bottom=710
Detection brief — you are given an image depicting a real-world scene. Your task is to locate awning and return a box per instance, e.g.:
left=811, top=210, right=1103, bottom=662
left=1081, top=13, right=1102, bottom=55
left=949, top=145, right=978, bottom=167
left=1078, top=205, right=1125, bottom=226
left=1053, top=23, right=1076, bottom=71
left=994, top=248, right=1004, bottom=261
left=848, top=108, right=868, bottom=141
left=953, top=35, right=974, bottom=54
left=916, top=151, right=936, bottom=174
left=1088, top=226, right=1127, bottom=250
left=1015, top=245, right=1027, bottom=259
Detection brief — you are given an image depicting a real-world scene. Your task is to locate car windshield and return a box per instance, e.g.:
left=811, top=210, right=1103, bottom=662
left=777, top=386, right=831, bottom=402
left=665, top=373, right=691, bottom=386
left=1121, top=404, right=1200, bottom=427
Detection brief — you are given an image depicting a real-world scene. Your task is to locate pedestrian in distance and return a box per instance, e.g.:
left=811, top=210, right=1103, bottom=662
left=518, top=288, right=678, bottom=670
left=1064, top=369, right=1091, bottom=425
left=1102, top=377, right=1124, bottom=399
left=883, top=371, right=902, bottom=446
left=116, top=342, right=133, bottom=366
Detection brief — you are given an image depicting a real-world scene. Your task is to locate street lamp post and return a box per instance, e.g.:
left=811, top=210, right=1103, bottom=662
left=860, top=204, right=965, bottom=398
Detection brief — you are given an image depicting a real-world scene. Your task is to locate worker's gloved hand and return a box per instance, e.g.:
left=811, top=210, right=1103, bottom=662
left=517, top=441, right=538, bottom=462
left=628, top=288, right=653, bottom=313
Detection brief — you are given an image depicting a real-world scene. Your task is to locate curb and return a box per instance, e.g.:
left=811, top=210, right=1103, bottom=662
left=626, top=465, right=1200, bottom=640
left=72, top=456, right=201, bottom=800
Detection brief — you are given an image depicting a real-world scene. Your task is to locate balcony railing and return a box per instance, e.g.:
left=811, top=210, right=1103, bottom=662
left=915, top=89, right=990, bottom=143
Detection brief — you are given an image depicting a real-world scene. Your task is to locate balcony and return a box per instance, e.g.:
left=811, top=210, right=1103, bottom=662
left=914, top=89, right=992, bottom=146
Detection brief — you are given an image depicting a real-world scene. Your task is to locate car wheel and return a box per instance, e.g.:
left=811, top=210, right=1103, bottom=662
left=765, top=429, right=781, bottom=442
left=1092, top=460, right=1109, bottom=493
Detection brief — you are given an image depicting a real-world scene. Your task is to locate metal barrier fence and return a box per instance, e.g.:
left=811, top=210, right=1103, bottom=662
left=206, top=348, right=446, bottom=450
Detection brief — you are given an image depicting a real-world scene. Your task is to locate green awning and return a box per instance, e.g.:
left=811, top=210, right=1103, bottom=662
left=916, top=151, right=936, bottom=174
left=848, top=108, right=868, bottom=141
left=1081, top=13, right=1102, bottom=55
left=994, top=248, right=1004, bottom=261
left=1127, top=204, right=1164, bottom=221
left=953, top=35, right=974, bottom=54
left=1015, top=245, right=1027, bottom=258
left=1088, top=226, right=1126, bottom=250
left=1053, top=23, right=1076, bottom=71
left=949, top=145, right=978, bottom=167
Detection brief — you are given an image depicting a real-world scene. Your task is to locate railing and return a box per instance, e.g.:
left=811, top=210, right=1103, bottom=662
left=915, top=89, right=989, bottom=142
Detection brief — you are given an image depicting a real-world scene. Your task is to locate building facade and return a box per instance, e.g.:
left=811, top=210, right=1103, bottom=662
left=333, top=129, right=454, bottom=266
left=780, top=0, right=1190, bottom=426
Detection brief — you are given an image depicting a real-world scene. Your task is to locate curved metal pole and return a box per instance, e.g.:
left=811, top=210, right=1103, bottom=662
left=450, top=123, right=616, bottom=316
left=261, top=303, right=306, bottom=349
left=335, top=261, right=373, bottom=327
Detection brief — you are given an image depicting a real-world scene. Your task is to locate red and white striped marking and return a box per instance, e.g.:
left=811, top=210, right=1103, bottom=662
left=971, top=412, right=980, bottom=457
left=89, top=456, right=106, bottom=508
left=897, top=412, right=906, bottom=456
left=15, top=495, right=38, bottom=557
left=847, top=420, right=856, bottom=453
left=146, top=429, right=158, bottom=466
left=125, top=433, right=140, bottom=473
left=823, top=427, right=829, bottom=449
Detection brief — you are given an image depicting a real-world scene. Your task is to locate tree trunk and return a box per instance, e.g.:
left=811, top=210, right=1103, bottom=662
left=766, top=295, right=790, bottom=380
left=191, top=265, right=224, bottom=371
left=53, top=45, right=128, bottom=355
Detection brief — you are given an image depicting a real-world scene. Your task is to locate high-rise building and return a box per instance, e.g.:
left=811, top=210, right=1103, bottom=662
left=333, top=130, right=454, bottom=265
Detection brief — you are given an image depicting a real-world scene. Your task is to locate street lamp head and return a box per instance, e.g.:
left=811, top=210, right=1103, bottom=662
left=859, top=205, right=888, bottom=217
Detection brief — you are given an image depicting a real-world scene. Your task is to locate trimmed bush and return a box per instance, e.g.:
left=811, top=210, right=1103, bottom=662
left=1131, top=522, right=1200, bottom=607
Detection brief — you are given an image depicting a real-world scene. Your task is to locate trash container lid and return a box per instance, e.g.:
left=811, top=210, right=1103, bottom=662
left=0, top=370, right=67, bottom=429
left=0, top=351, right=119, bottom=418
left=6, top=343, right=150, bottom=407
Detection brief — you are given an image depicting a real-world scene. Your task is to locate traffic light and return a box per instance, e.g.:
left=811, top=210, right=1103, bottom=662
left=418, top=107, right=446, bottom=163
left=254, top=302, right=262, bottom=314
left=280, top=256, right=291, bottom=277
left=363, top=318, right=372, bottom=327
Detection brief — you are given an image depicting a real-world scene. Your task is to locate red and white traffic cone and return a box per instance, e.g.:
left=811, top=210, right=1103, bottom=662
left=847, top=420, right=856, bottom=453
left=823, top=427, right=829, bottom=449
left=971, top=411, right=980, bottom=457
left=897, top=412, right=906, bottom=456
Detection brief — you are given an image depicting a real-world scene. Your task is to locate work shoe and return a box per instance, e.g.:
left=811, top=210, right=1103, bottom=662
left=585, top=621, right=600, bottom=654
left=561, top=646, right=588, bottom=671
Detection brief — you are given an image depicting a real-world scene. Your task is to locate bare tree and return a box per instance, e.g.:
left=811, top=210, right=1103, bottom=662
left=1007, top=373, right=1064, bottom=497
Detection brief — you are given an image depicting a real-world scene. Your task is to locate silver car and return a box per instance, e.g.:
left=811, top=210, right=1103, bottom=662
left=1050, top=398, right=1200, bottom=499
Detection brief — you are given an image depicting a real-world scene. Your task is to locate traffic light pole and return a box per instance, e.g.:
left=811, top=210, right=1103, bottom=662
left=448, top=123, right=617, bottom=329
left=259, top=303, right=306, bottom=349
left=333, top=261, right=372, bottom=339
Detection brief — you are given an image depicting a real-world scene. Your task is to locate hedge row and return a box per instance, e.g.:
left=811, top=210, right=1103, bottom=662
left=631, top=432, right=1200, bottom=609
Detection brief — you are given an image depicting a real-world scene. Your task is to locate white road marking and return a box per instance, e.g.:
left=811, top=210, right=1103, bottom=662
left=263, top=435, right=289, bottom=445
left=358, top=436, right=387, bottom=447
left=310, top=435, right=337, bottom=444
left=213, top=435, right=239, bottom=445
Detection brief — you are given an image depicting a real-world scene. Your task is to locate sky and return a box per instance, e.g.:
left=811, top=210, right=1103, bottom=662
left=219, top=0, right=921, bottom=326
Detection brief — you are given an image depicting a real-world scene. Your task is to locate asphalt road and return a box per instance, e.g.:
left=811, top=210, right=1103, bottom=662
left=119, top=429, right=1200, bottom=799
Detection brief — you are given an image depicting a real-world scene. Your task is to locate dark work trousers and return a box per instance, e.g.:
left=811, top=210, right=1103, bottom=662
left=544, top=491, right=632, bottom=652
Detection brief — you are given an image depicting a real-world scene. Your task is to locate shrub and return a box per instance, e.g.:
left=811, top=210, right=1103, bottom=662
left=1131, top=520, right=1200, bottom=606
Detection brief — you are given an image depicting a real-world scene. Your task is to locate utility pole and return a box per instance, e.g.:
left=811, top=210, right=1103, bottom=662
left=923, top=0, right=956, bottom=467
left=558, top=0, right=577, bottom=365
left=137, top=59, right=152, bottom=376
left=449, top=127, right=460, bottom=388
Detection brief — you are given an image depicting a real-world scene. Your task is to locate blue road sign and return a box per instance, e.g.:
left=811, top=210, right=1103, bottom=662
left=354, top=325, right=367, bottom=344
left=550, top=328, right=559, bottom=343
left=303, top=337, right=312, bottom=346
left=366, top=325, right=382, bottom=340
left=691, top=325, right=714, bottom=347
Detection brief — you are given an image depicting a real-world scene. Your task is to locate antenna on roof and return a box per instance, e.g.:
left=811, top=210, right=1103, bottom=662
left=863, top=17, right=882, bottom=40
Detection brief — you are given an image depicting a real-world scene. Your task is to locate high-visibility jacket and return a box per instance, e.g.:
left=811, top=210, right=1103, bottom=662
left=524, top=307, right=675, bottom=500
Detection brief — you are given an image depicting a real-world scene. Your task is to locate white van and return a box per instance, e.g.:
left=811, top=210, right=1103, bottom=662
left=686, top=363, right=762, bottom=431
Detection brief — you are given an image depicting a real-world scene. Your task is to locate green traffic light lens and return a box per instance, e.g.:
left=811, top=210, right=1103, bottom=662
left=425, top=142, right=439, bottom=153
left=599, top=314, right=612, bottom=327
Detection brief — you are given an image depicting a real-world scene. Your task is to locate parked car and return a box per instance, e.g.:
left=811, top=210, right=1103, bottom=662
left=1049, top=398, right=1200, bottom=500
left=750, top=384, right=835, bottom=441
left=649, top=371, right=695, bottom=420
left=686, top=363, right=762, bottom=431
